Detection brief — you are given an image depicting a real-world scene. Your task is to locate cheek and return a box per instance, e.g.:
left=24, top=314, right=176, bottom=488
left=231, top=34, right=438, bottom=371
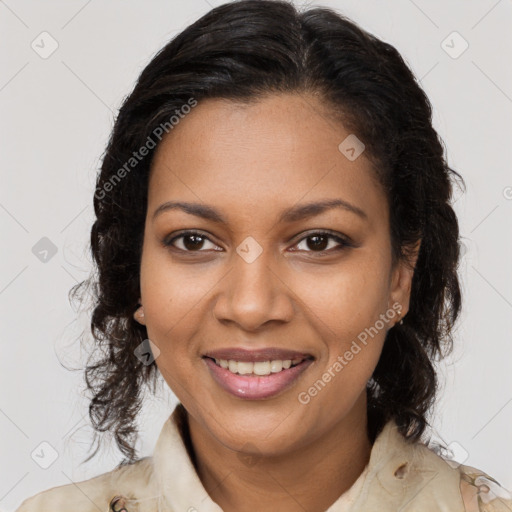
left=293, top=252, right=392, bottom=340
left=294, top=264, right=390, bottom=426
left=138, top=245, right=213, bottom=372
left=139, top=237, right=212, bottom=325
left=290, top=248, right=392, bottom=396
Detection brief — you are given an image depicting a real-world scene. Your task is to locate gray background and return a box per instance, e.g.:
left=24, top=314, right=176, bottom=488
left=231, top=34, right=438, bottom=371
left=1, top=0, right=511, bottom=510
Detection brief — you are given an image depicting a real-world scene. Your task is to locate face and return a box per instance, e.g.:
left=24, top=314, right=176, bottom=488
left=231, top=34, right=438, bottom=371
left=136, top=93, right=415, bottom=456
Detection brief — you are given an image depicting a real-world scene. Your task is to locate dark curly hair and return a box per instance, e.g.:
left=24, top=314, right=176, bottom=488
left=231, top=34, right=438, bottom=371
left=70, top=0, right=463, bottom=465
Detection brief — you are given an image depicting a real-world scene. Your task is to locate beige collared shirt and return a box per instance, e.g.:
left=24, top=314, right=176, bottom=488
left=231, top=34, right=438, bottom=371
left=15, top=403, right=512, bottom=511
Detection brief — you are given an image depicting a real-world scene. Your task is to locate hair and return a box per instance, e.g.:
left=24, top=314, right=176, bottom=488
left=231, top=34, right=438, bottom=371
left=70, top=0, right=463, bottom=465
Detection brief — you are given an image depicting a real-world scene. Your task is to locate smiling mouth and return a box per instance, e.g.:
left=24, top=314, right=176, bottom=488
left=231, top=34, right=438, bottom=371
left=202, top=355, right=314, bottom=377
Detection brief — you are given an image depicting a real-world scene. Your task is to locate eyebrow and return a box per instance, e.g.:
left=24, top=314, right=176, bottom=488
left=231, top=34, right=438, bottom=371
left=152, top=198, right=367, bottom=224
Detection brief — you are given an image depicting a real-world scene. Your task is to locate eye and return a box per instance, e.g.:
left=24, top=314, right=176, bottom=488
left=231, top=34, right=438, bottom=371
left=291, top=231, right=352, bottom=254
left=163, top=230, right=221, bottom=252
left=163, top=230, right=353, bottom=254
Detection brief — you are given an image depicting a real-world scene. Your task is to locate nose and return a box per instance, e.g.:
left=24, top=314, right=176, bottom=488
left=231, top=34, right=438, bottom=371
left=212, top=248, right=295, bottom=331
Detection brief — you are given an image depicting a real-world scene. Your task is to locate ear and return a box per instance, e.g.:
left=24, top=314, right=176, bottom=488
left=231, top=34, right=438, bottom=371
left=133, top=298, right=146, bottom=326
left=388, top=239, right=421, bottom=319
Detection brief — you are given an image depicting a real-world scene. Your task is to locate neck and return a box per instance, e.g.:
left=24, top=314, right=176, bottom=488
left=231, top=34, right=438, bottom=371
left=185, top=396, right=372, bottom=512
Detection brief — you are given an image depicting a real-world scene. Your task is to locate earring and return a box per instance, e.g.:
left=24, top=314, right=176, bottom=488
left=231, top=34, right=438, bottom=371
left=397, top=307, right=404, bottom=326
left=133, top=304, right=145, bottom=323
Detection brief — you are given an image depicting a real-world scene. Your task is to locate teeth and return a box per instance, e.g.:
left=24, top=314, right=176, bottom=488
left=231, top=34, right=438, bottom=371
left=213, top=357, right=304, bottom=376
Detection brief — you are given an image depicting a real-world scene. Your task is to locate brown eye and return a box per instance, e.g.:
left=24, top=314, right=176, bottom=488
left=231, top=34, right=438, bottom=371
left=294, top=232, right=350, bottom=253
left=164, top=231, right=220, bottom=252
left=182, top=233, right=206, bottom=251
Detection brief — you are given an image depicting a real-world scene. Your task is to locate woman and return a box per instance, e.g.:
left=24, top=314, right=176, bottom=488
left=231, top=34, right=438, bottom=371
left=16, top=1, right=512, bottom=511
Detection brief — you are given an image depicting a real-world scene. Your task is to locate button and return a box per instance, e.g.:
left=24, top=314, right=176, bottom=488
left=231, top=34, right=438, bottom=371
left=110, top=495, right=129, bottom=512
left=394, top=462, right=409, bottom=479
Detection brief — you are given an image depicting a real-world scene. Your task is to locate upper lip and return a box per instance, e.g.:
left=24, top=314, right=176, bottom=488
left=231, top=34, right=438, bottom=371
left=202, top=347, right=314, bottom=362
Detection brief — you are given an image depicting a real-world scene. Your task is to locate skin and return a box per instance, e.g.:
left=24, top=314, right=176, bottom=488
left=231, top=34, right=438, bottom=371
left=134, top=93, right=418, bottom=512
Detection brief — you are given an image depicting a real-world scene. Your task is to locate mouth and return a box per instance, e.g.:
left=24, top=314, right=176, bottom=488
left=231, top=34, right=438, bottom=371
left=201, top=352, right=315, bottom=400
left=202, top=355, right=314, bottom=377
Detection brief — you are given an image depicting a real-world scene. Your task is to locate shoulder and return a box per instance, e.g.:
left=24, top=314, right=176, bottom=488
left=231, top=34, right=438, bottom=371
left=364, top=420, right=512, bottom=511
left=411, top=438, right=512, bottom=511
left=15, top=456, right=158, bottom=512
left=458, top=463, right=512, bottom=512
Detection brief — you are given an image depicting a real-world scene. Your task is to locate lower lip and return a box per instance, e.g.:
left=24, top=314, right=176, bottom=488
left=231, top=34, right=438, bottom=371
left=203, top=357, right=314, bottom=400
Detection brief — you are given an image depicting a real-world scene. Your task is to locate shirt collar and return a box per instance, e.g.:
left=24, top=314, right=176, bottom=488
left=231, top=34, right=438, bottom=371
left=152, top=403, right=224, bottom=511
left=151, top=403, right=422, bottom=511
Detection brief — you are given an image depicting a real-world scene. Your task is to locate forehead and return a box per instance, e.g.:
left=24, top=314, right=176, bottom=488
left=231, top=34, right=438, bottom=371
left=147, top=93, right=385, bottom=223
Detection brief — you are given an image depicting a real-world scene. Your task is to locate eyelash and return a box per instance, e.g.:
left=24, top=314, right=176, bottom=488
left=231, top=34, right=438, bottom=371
left=162, top=229, right=353, bottom=256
